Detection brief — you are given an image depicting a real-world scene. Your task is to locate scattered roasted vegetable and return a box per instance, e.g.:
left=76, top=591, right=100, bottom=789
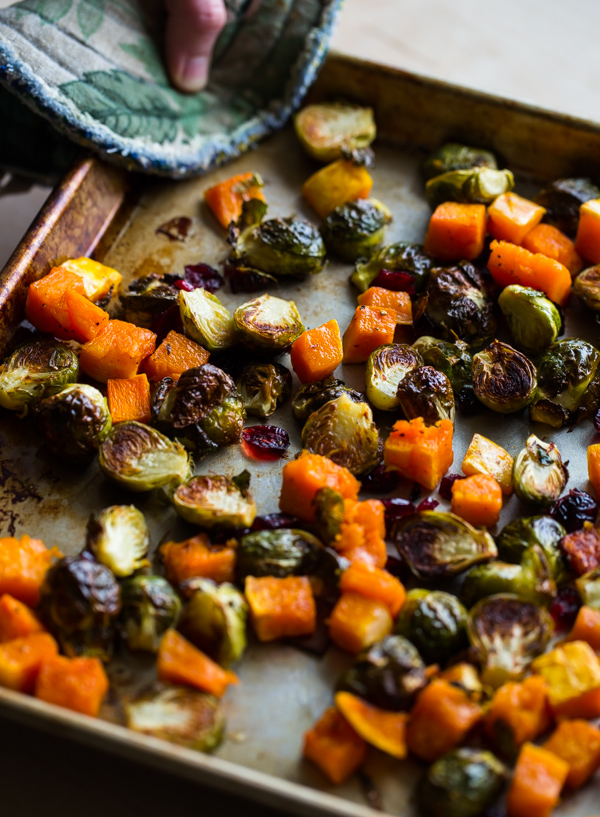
left=320, top=198, right=392, bottom=262
left=472, top=340, right=537, bottom=414
left=396, top=365, right=455, bottom=424
left=178, top=288, right=235, bottom=352
left=37, top=383, right=112, bottom=462
left=498, top=285, right=561, bottom=356
left=536, top=177, right=600, bottom=236
left=237, top=362, right=292, bottom=418
left=512, top=434, right=567, bottom=508
left=0, top=339, right=78, bottom=415
left=119, top=576, right=182, bottom=652
left=574, top=264, right=600, bottom=314
left=86, top=505, right=149, bottom=577
left=172, top=472, right=256, bottom=528
left=236, top=529, right=323, bottom=581
left=351, top=242, right=434, bottom=293
left=233, top=294, right=304, bottom=353
left=425, top=262, right=496, bottom=347
left=422, top=142, right=498, bottom=181
left=120, top=273, right=179, bottom=327
left=292, top=376, right=364, bottom=424
left=294, top=102, right=376, bottom=162
left=577, top=568, right=600, bottom=609
left=461, top=545, right=557, bottom=608
left=412, top=336, right=473, bottom=393
left=365, top=344, right=422, bottom=411
left=497, top=515, right=569, bottom=584
left=426, top=167, right=514, bottom=209
left=395, top=589, right=467, bottom=664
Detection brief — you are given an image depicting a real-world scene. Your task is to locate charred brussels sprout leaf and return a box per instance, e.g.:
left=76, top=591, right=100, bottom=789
left=530, top=339, right=600, bottom=427
left=294, top=103, right=376, bottom=163
left=37, top=383, right=112, bottom=462
left=496, top=515, right=568, bottom=584
left=39, top=555, right=121, bottom=660
left=172, top=472, right=256, bottom=528
left=231, top=215, right=326, bottom=279
left=574, top=265, right=600, bottom=313
left=237, top=362, right=292, bottom=419
left=426, top=167, right=514, bottom=209
left=365, top=344, right=422, bottom=411
left=536, top=177, right=600, bottom=236
left=292, top=376, right=364, bottom=424
left=412, top=336, right=473, bottom=393
left=313, top=486, right=346, bottom=545
left=320, top=198, right=392, bottom=262
left=351, top=242, right=434, bottom=294
left=397, top=365, right=455, bottom=424
left=467, top=593, right=553, bottom=687
left=498, top=285, right=561, bottom=355
left=0, top=339, right=78, bottom=415
left=336, top=635, right=428, bottom=711
left=460, top=545, right=557, bottom=608
left=233, top=294, right=304, bottom=353
left=301, top=393, right=381, bottom=476
left=124, top=686, right=224, bottom=752
left=472, top=340, right=537, bottom=414
left=425, top=262, right=496, bottom=348
left=513, top=434, right=567, bottom=508
left=120, top=576, right=182, bottom=652
left=422, top=143, right=498, bottom=181
left=120, top=273, right=180, bottom=327
left=395, top=589, right=467, bottom=664
left=99, top=421, right=192, bottom=492
left=86, top=505, right=150, bottom=577
left=178, top=288, right=235, bottom=352
left=236, top=529, right=324, bottom=581
left=576, top=567, right=600, bottom=609
left=393, top=511, right=497, bottom=580
left=416, top=748, right=507, bottom=817
left=178, top=578, right=248, bottom=666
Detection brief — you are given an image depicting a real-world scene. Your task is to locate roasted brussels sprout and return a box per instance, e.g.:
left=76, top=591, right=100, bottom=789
left=392, top=511, right=497, bottom=580
left=416, top=748, right=507, bottom=817
left=178, top=288, right=235, bottom=352
left=124, top=686, right=224, bottom=752
left=461, top=545, right=556, bottom=608
left=99, top=421, right=192, bottom=492
left=351, top=242, right=434, bottom=294
left=535, top=177, right=600, bottom=236
left=425, top=262, right=496, bottom=347
left=395, top=589, right=468, bottom=664
left=498, top=285, right=561, bottom=355
left=426, top=167, right=514, bottom=209
left=39, top=554, right=121, bottom=660
left=292, top=376, right=364, bottom=423
left=172, top=472, right=256, bottom=528
left=120, top=576, right=182, bottom=652
left=294, top=102, right=376, bottom=162
left=472, top=340, right=537, bottom=413
left=86, top=505, right=150, bottom=577
left=0, top=339, right=78, bottom=415
left=120, top=273, right=179, bottom=326
left=422, top=143, right=498, bottom=181
left=237, top=362, right=292, bottom=419
left=236, top=529, right=324, bottom=581
left=574, top=265, right=600, bottom=313
left=37, top=383, right=112, bottom=462
left=320, top=198, right=392, bottom=262
left=576, top=567, right=600, bottom=609
left=530, top=339, right=600, bottom=427
left=396, top=365, right=455, bottom=424
left=412, top=336, right=473, bottom=393
left=154, top=364, right=244, bottom=454
left=513, top=434, right=567, bottom=508
left=301, top=393, right=381, bottom=476
left=467, top=593, right=553, bottom=687
left=336, top=635, right=428, bottom=711
left=233, top=294, right=304, bottom=353
left=496, top=515, right=568, bottom=584
left=178, top=578, right=248, bottom=666
left=365, top=344, right=422, bottom=411
left=312, top=486, right=347, bottom=545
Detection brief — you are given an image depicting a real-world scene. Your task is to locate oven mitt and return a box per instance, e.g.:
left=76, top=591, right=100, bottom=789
left=0, top=0, right=342, bottom=179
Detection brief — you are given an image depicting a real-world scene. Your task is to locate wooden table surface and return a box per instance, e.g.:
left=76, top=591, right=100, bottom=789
left=1, top=0, right=600, bottom=813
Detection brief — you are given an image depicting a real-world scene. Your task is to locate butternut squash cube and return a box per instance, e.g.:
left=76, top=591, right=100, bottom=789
left=575, top=197, right=600, bottom=263
left=302, top=160, right=373, bottom=219
left=245, top=576, right=316, bottom=642
left=462, top=433, right=514, bottom=495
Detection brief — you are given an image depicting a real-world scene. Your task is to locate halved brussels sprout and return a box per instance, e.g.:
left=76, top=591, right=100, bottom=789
left=124, top=686, right=224, bottom=752
left=392, top=511, right=497, bottom=580
left=86, top=505, right=150, bottom=577
left=172, top=471, right=256, bottom=528
left=351, top=242, right=434, bottom=293
left=292, top=376, right=364, bottom=424
left=237, top=361, right=292, bottom=419
left=422, top=143, right=498, bottom=181
left=236, top=529, right=324, bottom=581
left=365, top=344, right=423, bottom=411
left=294, top=103, right=376, bottom=162
left=535, top=177, right=600, bottom=236
left=120, top=575, right=182, bottom=652
left=0, top=339, right=78, bottom=415
left=412, top=336, right=473, bottom=393
left=313, top=486, right=347, bottom=546
left=498, top=285, right=561, bottom=355
left=233, top=294, right=304, bottom=353
left=416, top=748, right=507, bottom=817
left=574, top=265, right=600, bottom=313
left=320, top=198, right=392, bottom=262
left=301, top=393, right=381, bottom=476
left=513, top=434, right=567, bottom=508
left=178, top=578, right=248, bottom=666
left=396, top=365, right=455, bottom=424
left=336, top=635, right=428, bottom=711
left=530, top=339, right=600, bottom=427
left=120, top=273, right=180, bottom=327
left=178, top=288, right=235, bottom=352
left=576, top=567, right=600, bottom=609
left=39, top=554, right=121, bottom=660
left=461, top=545, right=556, bottom=608
left=467, top=593, right=553, bottom=687
left=99, top=421, right=192, bottom=492
left=472, top=340, right=537, bottom=413
left=37, top=383, right=112, bottom=462
left=426, top=167, right=514, bottom=209
left=496, top=515, right=568, bottom=585
left=425, top=263, right=496, bottom=348
left=395, top=589, right=467, bottom=664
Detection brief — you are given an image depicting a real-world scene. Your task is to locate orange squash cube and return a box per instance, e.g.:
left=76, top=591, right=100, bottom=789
left=106, top=374, right=152, bottom=424
left=334, top=499, right=387, bottom=569
left=157, top=630, right=238, bottom=697
left=302, top=160, right=373, bottom=219
left=142, top=330, right=209, bottom=382
left=339, top=562, right=405, bottom=617
left=543, top=719, right=600, bottom=790
left=279, top=451, right=360, bottom=522
left=79, top=319, right=156, bottom=382
left=575, top=197, right=600, bottom=263
left=328, top=592, right=393, bottom=654
left=290, top=320, right=343, bottom=383
left=204, top=172, right=265, bottom=229
left=25, top=268, right=87, bottom=334
left=488, top=239, right=572, bottom=305
left=0, top=632, right=58, bottom=693
left=303, top=707, right=367, bottom=784
left=384, top=417, right=454, bottom=491
left=588, top=443, right=600, bottom=498
left=423, top=201, right=487, bottom=261
left=522, top=223, right=583, bottom=275
left=485, top=676, right=550, bottom=752
left=35, top=655, right=109, bottom=716
left=451, top=473, right=503, bottom=527
left=462, top=433, right=513, bottom=495
left=0, top=594, right=44, bottom=643
left=506, top=742, right=569, bottom=817
left=342, top=305, right=396, bottom=364
left=62, top=289, right=110, bottom=342
left=552, top=685, right=600, bottom=720
left=245, top=576, right=316, bottom=642
left=61, top=257, right=122, bottom=301
left=335, top=691, right=408, bottom=759
left=567, top=605, right=600, bottom=651
left=160, top=535, right=236, bottom=586
left=488, top=192, right=546, bottom=245
left=0, top=535, right=60, bottom=607
left=357, top=288, right=413, bottom=325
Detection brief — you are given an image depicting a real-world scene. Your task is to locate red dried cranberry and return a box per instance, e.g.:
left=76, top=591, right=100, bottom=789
left=384, top=555, right=408, bottom=579
left=251, top=513, right=297, bottom=531
left=174, top=279, right=194, bottom=291
left=361, top=464, right=400, bottom=494
left=409, top=482, right=421, bottom=503
left=371, top=269, right=416, bottom=294
left=184, top=263, right=224, bottom=293
left=550, top=488, right=599, bottom=532
left=241, top=426, right=290, bottom=460
left=457, top=386, right=484, bottom=416
left=382, top=498, right=415, bottom=535
left=550, top=586, right=581, bottom=631
left=150, top=305, right=184, bottom=342
left=416, top=497, right=439, bottom=511
left=439, top=473, right=465, bottom=500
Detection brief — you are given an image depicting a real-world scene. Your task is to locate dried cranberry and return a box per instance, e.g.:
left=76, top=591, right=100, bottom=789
left=416, top=497, right=439, bottom=511
left=361, top=464, right=400, bottom=494
left=409, top=483, right=421, bottom=503
left=384, top=555, right=408, bottom=579
left=251, top=513, right=297, bottom=531
left=150, top=305, right=184, bottom=342
left=382, top=498, right=415, bottom=535
left=439, top=473, right=465, bottom=500
left=241, top=426, right=290, bottom=460
left=594, top=408, right=600, bottom=433
left=456, top=386, right=484, bottom=416
left=184, top=263, right=224, bottom=293
left=550, top=586, right=581, bottom=631
left=156, top=216, right=192, bottom=241
left=174, top=279, right=194, bottom=291
left=371, top=268, right=416, bottom=294
left=550, top=488, right=599, bottom=532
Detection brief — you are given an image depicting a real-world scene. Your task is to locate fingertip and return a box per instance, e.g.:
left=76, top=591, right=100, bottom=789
left=169, top=55, right=210, bottom=93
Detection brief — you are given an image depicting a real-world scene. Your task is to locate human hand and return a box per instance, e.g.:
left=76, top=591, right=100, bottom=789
left=165, top=0, right=227, bottom=93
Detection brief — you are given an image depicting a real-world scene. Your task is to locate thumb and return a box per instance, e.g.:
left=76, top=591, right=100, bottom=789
left=165, top=0, right=227, bottom=93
